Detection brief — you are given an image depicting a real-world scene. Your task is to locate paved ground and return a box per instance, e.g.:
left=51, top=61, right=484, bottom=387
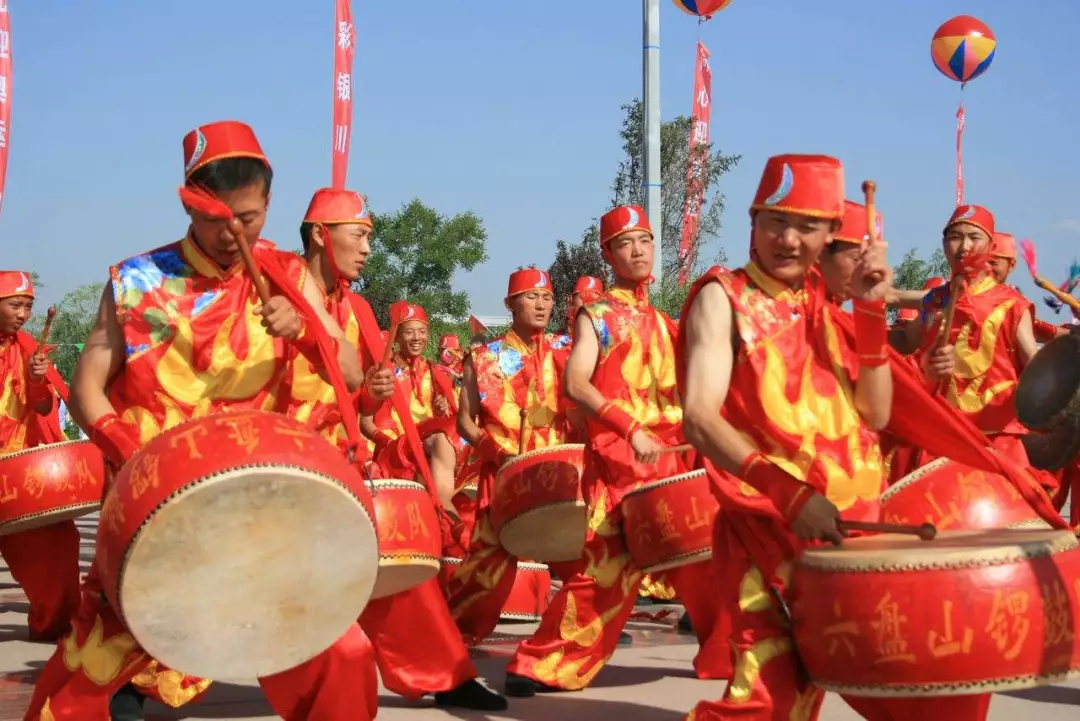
left=3, top=516, right=1080, bottom=720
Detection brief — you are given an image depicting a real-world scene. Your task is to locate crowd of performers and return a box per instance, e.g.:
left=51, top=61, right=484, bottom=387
left=1, top=120, right=1077, bottom=721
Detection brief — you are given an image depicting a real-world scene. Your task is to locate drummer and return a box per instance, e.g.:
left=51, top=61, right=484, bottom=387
left=444, top=266, right=575, bottom=642
left=503, top=209, right=729, bottom=697
left=0, top=271, right=81, bottom=643
left=283, top=187, right=507, bottom=712
left=565, top=275, right=604, bottom=334
left=24, top=122, right=379, bottom=721
left=364, top=301, right=460, bottom=511
left=988, top=232, right=1071, bottom=343
left=677, top=153, right=991, bottom=720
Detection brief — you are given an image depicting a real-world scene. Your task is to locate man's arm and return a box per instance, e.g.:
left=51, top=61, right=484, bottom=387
left=563, top=312, right=606, bottom=414
left=299, top=277, right=364, bottom=391
left=455, top=356, right=485, bottom=446
left=1015, top=308, right=1039, bottom=366
left=886, top=288, right=928, bottom=310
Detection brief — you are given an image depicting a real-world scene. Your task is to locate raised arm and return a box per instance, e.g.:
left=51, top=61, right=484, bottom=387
left=300, top=275, right=364, bottom=391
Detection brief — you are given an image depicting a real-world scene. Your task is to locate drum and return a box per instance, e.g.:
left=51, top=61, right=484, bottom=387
left=490, top=444, right=586, bottom=562
left=370, top=478, right=441, bottom=599
left=1022, top=417, right=1080, bottom=471
left=96, top=411, right=379, bottom=680
left=882, top=458, right=1044, bottom=531
left=0, top=440, right=104, bottom=536
left=459, top=481, right=478, bottom=500
left=439, top=555, right=463, bottom=589
left=500, top=561, right=551, bottom=622
left=622, top=470, right=719, bottom=573
left=1016, top=332, right=1080, bottom=432
left=792, top=529, right=1080, bottom=696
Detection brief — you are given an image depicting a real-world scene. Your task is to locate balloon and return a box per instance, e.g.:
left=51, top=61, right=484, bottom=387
left=673, top=0, right=733, bottom=18
left=931, top=15, right=996, bottom=84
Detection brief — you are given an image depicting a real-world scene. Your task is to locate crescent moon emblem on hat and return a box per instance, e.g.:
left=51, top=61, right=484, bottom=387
left=626, top=207, right=640, bottom=229
left=959, top=206, right=976, bottom=220
left=185, top=129, right=208, bottom=174
left=15, top=272, right=29, bottom=292
left=764, top=163, right=795, bottom=206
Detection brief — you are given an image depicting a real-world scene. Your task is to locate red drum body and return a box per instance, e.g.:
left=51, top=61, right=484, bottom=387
left=792, top=529, right=1080, bottom=696
left=371, top=479, right=441, bottom=599
left=883, top=457, right=1044, bottom=531
left=97, top=411, right=379, bottom=680
left=439, top=555, right=463, bottom=589
left=0, top=440, right=105, bottom=536
left=622, top=470, right=719, bottom=573
left=500, top=561, right=551, bottom=622
left=459, top=482, right=478, bottom=500
left=490, top=444, right=586, bottom=563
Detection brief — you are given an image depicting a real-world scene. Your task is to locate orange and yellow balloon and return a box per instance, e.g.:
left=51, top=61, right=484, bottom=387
left=672, top=0, right=733, bottom=18
left=931, top=15, right=996, bottom=84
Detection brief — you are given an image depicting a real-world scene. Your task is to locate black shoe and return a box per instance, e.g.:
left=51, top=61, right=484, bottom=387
left=678, top=611, right=693, bottom=634
left=435, top=679, right=509, bottom=711
left=618, top=631, right=633, bottom=646
left=109, top=683, right=146, bottom=721
left=504, top=671, right=562, bottom=698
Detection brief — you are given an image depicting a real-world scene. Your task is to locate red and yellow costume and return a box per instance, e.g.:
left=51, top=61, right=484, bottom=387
left=505, top=209, right=727, bottom=689
left=446, top=267, right=575, bottom=638
left=0, top=271, right=81, bottom=643
left=26, top=122, right=377, bottom=721
left=680, top=160, right=991, bottom=721
left=281, top=187, right=478, bottom=701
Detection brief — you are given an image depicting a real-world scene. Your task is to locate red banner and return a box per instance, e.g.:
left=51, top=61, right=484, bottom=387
left=955, top=102, right=965, bottom=207
left=679, top=41, right=711, bottom=285
left=0, top=3, right=11, bottom=216
left=331, top=0, right=355, bottom=189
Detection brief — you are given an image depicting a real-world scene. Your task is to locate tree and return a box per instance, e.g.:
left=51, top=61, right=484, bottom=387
left=354, top=199, right=488, bottom=330
left=892, top=247, right=951, bottom=291
left=609, top=99, right=740, bottom=282
left=546, top=225, right=611, bottom=331
left=24, top=282, right=103, bottom=385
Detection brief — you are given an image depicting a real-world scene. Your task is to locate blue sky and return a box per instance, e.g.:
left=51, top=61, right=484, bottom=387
left=4, top=0, right=1078, bottom=320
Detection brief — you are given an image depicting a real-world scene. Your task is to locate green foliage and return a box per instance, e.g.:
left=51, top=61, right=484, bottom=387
left=546, top=225, right=611, bottom=332
left=23, top=282, right=103, bottom=385
left=892, top=247, right=950, bottom=291
left=353, top=199, right=488, bottom=330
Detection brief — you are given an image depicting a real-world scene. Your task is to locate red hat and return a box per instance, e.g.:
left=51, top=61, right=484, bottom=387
left=944, top=204, right=995, bottom=239
left=896, top=308, right=919, bottom=322
left=923, top=277, right=946, bottom=290
left=991, top=232, right=1016, bottom=259
left=439, top=334, right=460, bottom=351
left=600, top=205, right=652, bottom=245
left=0, top=270, right=34, bottom=299
left=573, top=275, right=603, bottom=296
left=751, top=154, right=845, bottom=220
left=303, top=188, right=372, bottom=227
left=835, top=200, right=883, bottom=245
left=183, top=121, right=269, bottom=180
left=506, top=267, right=552, bottom=298
left=389, top=300, right=429, bottom=327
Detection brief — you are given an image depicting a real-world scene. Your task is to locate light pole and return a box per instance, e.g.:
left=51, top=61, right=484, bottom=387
left=643, top=0, right=662, bottom=285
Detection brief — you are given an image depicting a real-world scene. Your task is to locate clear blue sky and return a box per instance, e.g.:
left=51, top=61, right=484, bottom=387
left=4, top=0, right=1078, bottom=320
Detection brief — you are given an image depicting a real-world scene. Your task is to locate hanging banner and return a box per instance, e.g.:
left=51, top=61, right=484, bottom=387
left=0, top=2, right=12, bottom=216
left=331, top=0, right=355, bottom=189
left=678, top=41, right=711, bottom=285
left=954, top=102, right=965, bottom=207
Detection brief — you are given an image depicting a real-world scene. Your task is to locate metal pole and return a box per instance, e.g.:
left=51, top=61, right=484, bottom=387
left=643, top=0, right=663, bottom=285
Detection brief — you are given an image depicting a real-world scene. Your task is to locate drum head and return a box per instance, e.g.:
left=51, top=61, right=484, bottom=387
left=1016, top=333, right=1080, bottom=430
left=119, top=466, right=378, bottom=680
left=0, top=502, right=101, bottom=536
left=499, top=501, right=587, bottom=563
left=371, top=561, right=440, bottom=599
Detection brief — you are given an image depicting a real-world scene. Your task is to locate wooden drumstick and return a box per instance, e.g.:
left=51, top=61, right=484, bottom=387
left=229, top=218, right=272, bottom=305
left=1034, top=276, right=1080, bottom=312
left=838, top=520, right=937, bottom=541
left=658, top=443, right=693, bottom=455
left=861, top=180, right=886, bottom=284
left=518, top=408, right=528, bottom=456
left=381, top=317, right=402, bottom=369
left=36, top=306, right=57, bottom=354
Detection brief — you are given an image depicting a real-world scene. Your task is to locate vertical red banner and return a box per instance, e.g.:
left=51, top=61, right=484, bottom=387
left=955, top=102, right=965, bottom=207
left=679, top=41, right=711, bottom=285
left=332, top=0, right=355, bottom=189
left=0, top=2, right=12, bottom=217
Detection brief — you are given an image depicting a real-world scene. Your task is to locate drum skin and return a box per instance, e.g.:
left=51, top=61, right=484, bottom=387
left=882, top=458, right=1045, bottom=531
left=97, top=411, right=379, bottom=680
left=622, top=470, right=719, bottom=573
left=500, top=561, right=551, bottom=622
left=370, top=479, right=441, bottom=599
left=792, top=529, right=1080, bottom=696
left=0, top=440, right=104, bottom=536
left=491, top=444, right=586, bottom=563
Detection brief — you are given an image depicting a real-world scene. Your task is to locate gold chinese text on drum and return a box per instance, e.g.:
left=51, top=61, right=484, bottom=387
left=370, top=478, right=441, bottom=599
left=0, top=440, right=104, bottom=536
left=792, top=529, right=1080, bottom=697
left=1015, top=333, right=1080, bottom=467
left=490, top=444, right=586, bottom=562
left=96, top=412, right=380, bottom=680
left=622, top=469, right=719, bottom=573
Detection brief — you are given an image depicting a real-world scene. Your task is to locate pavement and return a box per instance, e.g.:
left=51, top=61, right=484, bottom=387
left=3, top=515, right=1080, bottom=720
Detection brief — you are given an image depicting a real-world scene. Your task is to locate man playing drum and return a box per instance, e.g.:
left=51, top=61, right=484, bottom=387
left=24, top=121, right=379, bottom=721
left=503, top=208, right=728, bottom=697
left=678, top=153, right=990, bottom=720
left=286, top=186, right=506, bottom=712
left=0, top=271, right=82, bottom=642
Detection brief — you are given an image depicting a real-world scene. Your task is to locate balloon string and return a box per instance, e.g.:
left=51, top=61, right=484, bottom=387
left=955, top=85, right=966, bottom=208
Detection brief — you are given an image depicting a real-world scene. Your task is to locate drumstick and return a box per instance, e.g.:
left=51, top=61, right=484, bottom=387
left=658, top=443, right=693, bottom=455
left=933, top=275, right=963, bottom=351
left=229, top=218, right=272, bottom=305
left=35, top=306, right=57, bottom=354
left=860, top=181, right=886, bottom=285
left=517, top=408, right=528, bottom=455
left=381, top=317, right=401, bottom=369
left=838, top=520, right=937, bottom=541
left=1034, top=276, right=1080, bottom=312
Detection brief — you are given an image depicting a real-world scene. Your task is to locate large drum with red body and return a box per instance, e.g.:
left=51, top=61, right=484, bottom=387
left=370, top=478, right=441, bottom=599
left=490, top=444, right=586, bottom=562
left=0, top=440, right=104, bottom=535
left=792, top=529, right=1080, bottom=696
left=97, top=411, right=379, bottom=680
left=882, top=458, right=1045, bottom=531
left=622, top=469, right=719, bottom=573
